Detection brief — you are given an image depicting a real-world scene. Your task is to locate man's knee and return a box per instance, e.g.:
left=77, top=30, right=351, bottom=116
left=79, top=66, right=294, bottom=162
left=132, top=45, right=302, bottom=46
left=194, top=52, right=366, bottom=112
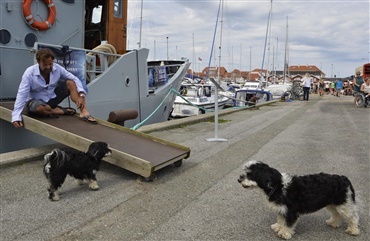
left=26, top=100, right=48, bottom=114
left=65, top=79, right=77, bottom=90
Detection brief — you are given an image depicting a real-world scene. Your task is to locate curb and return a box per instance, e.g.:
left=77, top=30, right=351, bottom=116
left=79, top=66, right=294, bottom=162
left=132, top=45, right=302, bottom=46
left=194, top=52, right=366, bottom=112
left=0, top=143, right=66, bottom=168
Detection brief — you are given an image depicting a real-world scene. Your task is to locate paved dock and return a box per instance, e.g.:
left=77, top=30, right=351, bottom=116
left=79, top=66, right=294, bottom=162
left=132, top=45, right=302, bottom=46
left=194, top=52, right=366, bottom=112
left=0, top=94, right=368, bottom=241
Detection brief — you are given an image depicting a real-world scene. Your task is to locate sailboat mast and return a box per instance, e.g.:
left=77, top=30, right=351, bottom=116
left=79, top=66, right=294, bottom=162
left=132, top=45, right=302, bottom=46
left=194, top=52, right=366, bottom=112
left=240, top=43, right=242, bottom=78
left=275, top=37, right=278, bottom=79
left=218, top=0, right=224, bottom=82
left=266, top=0, right=273, bottom=82
left=249, top=46, right=252, bottom=81
left=272, top=45, right=275, bottom=84
left=138, top=0, right=143, bottom=48
left=283, top=16, right=289, bottom=84
left=286, top=17, right=290, bottom=77
left=260, top=0, right=272, bottom=84
left=193, top=33, right=195, bottom=79
left=154, top=40, right=156, bottom=59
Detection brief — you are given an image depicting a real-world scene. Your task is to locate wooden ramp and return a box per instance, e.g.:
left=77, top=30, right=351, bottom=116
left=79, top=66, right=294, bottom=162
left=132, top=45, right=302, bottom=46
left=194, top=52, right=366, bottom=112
left=0, top=102, right=190, bottom=178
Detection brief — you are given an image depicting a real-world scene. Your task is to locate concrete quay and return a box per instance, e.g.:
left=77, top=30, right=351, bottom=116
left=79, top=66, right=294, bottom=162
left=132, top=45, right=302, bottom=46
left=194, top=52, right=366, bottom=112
left=0, top=94, right=368, bottom=241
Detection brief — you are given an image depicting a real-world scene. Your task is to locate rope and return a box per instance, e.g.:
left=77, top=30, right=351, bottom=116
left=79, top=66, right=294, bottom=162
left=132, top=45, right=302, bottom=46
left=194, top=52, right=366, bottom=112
left=131, top=87, right=211, bottom=130
left=87, top=43, right=118, bottom=65
left=171, top=87, right=210, bottom=113
left=130, top=87, right=254, bottom=131
left=131, top=87, right=178, bottom=130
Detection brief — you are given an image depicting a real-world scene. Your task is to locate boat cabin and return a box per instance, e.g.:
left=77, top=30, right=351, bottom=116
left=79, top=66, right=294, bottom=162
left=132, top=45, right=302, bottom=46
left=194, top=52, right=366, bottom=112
left=84, top=0, right=127, bottom=53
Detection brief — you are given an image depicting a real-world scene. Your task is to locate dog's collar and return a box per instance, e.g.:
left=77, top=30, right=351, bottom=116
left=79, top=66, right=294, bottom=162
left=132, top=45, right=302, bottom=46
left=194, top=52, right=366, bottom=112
left=267, top=186, right=276, bottom=199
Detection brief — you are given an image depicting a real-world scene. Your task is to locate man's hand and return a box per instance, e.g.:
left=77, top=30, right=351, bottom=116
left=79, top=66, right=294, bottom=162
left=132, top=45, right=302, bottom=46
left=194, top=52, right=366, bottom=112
left=76, top=96, right=86, bottom=110
left=13, top=121, right=23, bottom=128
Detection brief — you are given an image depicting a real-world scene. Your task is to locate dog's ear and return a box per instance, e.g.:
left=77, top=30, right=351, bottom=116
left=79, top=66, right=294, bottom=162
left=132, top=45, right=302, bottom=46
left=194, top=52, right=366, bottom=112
left=92, top=150, right=99, bottom=157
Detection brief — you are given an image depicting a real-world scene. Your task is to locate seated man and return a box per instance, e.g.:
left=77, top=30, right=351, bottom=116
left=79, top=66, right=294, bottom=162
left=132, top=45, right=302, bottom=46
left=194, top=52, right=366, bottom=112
left=12, top=48, right=97, bottom=128
left=360, top=77, right=370, bottom=98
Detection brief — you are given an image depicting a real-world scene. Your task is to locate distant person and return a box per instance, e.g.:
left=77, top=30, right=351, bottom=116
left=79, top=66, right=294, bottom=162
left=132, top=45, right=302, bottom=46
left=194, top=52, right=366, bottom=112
left=318, top=79, right=325, bottom=96
left=325, top=82, right=330, bottom=94
left=353, top=71, right=364, bottom=105
left=12, top=48, right=97, bottom=128
left=335, top=79, right=343, bottom=97
left=301, top=73, right=312, bottom=101
left=330, top=81, right=335, bottom=95
left=312, top=81, right=317, bottom=94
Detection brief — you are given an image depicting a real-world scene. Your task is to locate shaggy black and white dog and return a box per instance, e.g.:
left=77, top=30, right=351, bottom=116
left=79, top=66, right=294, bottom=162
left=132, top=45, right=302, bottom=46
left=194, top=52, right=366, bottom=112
left=237, top=161, right=360, bottom=240
left=43, top=142, right=111, bottom=201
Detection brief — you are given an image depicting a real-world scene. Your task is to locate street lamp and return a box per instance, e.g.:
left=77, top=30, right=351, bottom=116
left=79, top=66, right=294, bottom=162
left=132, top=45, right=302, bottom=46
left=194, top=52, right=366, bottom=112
left=331, top=64, right=333, bottom=78
left=166, top=37, right=169, bottom=60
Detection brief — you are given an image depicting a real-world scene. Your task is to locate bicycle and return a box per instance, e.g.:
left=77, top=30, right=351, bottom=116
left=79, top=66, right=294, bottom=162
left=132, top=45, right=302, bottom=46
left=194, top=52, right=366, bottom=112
left=355, top=92, right=370, bottom=108
left=288, top=81, right=304, bottom=101
left=289, top=89, right=304, bottom=101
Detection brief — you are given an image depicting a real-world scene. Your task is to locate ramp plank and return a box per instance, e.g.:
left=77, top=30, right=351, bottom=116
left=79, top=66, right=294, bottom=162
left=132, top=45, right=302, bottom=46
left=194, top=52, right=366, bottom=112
left=0, top=102, right=190, bottom=177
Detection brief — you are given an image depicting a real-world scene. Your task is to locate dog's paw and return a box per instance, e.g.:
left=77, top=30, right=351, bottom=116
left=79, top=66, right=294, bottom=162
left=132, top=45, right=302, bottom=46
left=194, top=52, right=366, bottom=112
left=89, top=180, right=99, bottom=190
left=345, top=226, right=360, bottom=236
left=271, top=223, right=282, bottom=232
left=49, top=193, right=60, bottom=201
left=48, top=188, right=60, bottom=201
left=277, top=228, right=294, bottom=240
left=326, top=218, right=341, bottom=228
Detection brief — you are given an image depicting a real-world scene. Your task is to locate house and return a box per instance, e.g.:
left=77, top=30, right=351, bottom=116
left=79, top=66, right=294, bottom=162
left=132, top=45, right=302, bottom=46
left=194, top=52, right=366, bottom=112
left=288, top=65, right=325, bottom=78
left=199, top=66, right=228, bottom=79
left=190, top=64, right=326, bottom=84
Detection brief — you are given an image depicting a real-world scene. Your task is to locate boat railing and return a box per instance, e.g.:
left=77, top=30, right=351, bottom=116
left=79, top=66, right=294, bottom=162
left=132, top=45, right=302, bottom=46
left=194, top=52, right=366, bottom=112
left=30, top=42, right=123, bottom=84
left=2, top=43, right=186, bottom=94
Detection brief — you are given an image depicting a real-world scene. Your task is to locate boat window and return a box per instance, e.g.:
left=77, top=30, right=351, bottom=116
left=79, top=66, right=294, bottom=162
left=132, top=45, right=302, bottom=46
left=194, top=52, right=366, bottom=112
left=92, top=5, right=103, bottom=24
left=24, top=33, right=37, bottom=48
left=125, top=76, right=131, bottom=87
left=114, top=0, right=122, bottom=18
left=0, top=29, right=11, bottom=45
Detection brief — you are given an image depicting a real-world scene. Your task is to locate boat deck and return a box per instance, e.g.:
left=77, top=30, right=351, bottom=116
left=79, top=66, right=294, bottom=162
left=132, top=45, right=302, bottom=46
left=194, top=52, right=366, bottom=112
left=0, top=102, right=190, bottom=178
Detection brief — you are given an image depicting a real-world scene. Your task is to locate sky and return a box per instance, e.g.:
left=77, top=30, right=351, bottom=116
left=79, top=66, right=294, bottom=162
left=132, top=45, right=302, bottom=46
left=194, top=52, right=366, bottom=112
left=126, top=0, right=370, bottom=78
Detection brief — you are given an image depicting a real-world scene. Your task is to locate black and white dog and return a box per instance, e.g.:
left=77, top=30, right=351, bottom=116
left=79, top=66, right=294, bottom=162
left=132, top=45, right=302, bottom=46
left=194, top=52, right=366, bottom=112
left=237, top=161, right=360, bottom=239
left=43, top=142, right=112, bottom=201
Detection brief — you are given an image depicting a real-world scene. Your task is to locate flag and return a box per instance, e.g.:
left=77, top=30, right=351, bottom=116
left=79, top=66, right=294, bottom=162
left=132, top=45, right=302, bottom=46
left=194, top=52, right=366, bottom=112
left=198, top=57, right=202, bottom=61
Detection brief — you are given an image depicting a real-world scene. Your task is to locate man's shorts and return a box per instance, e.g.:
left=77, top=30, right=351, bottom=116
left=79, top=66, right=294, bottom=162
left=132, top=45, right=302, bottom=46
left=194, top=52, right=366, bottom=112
left=26, top=81, right=70, bottom=113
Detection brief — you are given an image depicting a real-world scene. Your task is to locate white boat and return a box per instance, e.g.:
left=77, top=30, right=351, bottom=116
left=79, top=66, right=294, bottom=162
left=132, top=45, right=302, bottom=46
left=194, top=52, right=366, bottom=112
left=0, top=1, right=189, bottom=153
left=265, top=84, right=292, bottom=99
left=171, top=83, right=229, bottom=117
left=243, top=81, right=267, bottom=90
left=233, top=89, right=273, bottom=107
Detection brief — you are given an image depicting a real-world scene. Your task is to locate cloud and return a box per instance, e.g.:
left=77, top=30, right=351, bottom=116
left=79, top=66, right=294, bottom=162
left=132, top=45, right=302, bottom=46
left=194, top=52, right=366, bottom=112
left=128, top=0, right=370, bottom=77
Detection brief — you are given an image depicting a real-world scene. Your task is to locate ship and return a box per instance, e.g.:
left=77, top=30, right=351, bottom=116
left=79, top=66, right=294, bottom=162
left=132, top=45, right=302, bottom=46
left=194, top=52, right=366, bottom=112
left=0, top=0, right=190, bottom=153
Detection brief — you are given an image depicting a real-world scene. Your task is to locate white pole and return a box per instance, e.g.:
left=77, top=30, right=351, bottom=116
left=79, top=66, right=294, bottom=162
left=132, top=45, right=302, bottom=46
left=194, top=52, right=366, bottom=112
left=207, top=0, right=227, bottom=142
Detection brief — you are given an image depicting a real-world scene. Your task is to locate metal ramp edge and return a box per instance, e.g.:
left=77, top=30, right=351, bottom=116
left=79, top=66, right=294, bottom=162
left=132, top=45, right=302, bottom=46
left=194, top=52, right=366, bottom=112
left=0, top=102, right=190, bottom=178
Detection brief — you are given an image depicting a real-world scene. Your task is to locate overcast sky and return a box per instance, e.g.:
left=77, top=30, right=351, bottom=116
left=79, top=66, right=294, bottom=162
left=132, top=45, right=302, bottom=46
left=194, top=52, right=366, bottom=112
left=127, top=0, right=370, bottom=78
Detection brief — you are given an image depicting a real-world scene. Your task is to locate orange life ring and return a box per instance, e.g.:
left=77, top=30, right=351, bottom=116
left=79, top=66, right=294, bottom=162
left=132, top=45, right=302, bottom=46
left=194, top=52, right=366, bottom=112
left=22, top=0, right=56, bottom=31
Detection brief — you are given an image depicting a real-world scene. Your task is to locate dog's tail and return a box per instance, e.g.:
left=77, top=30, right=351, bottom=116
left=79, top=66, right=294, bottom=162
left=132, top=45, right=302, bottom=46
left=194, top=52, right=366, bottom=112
left=43, top=149, right=68, bottom=176
left=342, top=175, right=356, bottom=203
